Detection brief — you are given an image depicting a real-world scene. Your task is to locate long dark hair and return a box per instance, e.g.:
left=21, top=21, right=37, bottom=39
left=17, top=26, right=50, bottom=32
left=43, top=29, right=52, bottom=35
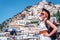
left=42, top=8, right=50, bottom=20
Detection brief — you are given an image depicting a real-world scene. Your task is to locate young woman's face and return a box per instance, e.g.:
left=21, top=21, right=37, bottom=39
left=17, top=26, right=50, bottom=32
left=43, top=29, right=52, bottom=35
left=39, top=11, right=48, bottom=21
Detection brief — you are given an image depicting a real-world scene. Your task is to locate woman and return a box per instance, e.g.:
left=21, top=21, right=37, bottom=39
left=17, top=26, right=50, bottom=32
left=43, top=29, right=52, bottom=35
left=38, top=8, right=57, bottom=40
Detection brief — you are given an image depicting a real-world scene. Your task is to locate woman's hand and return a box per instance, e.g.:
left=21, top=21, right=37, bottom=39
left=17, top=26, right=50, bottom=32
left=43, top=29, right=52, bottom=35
left=43, top=33, right=50, bottom=37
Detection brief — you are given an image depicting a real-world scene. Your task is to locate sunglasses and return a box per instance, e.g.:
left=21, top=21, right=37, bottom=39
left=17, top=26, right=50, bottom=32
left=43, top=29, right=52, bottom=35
left=41, top=13, right=44, bottom=15
left=39, top=13, right=44, bottom=16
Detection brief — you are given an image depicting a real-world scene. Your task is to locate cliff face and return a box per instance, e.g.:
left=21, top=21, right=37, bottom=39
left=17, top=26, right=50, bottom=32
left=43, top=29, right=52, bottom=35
left=2, top=0, right=60, bottom=29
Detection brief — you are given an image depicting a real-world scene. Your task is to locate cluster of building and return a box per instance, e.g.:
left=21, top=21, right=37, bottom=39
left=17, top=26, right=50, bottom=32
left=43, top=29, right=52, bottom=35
left=2, top=0, right=60, bottom=31
left=0, top=0, right=60, bottom=40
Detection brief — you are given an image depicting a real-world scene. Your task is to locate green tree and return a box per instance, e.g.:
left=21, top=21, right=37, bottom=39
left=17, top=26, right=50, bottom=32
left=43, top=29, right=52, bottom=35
left=53, top=11, right=60, bottom=26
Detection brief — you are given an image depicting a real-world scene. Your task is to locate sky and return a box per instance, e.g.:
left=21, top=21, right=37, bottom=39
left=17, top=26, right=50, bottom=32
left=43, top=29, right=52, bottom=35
left=0, top=0, right=60, bottom=23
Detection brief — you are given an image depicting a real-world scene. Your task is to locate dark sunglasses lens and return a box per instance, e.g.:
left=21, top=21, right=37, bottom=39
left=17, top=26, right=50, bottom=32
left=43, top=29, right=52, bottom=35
left=39, top=13, right=44, bottom=16
left=39, top=13, right=44, bottom=17
left=41, top=13, right=44, bottom=15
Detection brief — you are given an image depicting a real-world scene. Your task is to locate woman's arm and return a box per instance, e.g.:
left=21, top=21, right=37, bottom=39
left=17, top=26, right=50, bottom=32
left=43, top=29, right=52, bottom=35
left=46, top=20, right=58, bottom=36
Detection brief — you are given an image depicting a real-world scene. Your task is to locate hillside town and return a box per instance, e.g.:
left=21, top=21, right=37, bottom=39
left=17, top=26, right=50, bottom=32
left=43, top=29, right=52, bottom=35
left=0, top=0, right=60, bottom=40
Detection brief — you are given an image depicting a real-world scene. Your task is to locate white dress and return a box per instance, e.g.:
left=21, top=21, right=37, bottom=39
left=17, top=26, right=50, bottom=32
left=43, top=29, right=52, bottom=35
left=38, top=22, right=51, bottom=40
